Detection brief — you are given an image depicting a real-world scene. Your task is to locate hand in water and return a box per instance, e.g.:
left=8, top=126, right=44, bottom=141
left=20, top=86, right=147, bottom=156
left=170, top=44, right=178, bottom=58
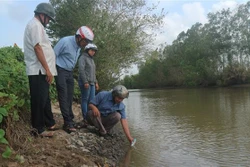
left=131, top=138, right=136, bottom=147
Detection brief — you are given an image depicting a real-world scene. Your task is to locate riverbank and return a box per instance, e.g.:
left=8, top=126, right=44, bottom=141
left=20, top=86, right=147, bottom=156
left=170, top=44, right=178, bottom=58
left=0, top=102, right=129, bottom=167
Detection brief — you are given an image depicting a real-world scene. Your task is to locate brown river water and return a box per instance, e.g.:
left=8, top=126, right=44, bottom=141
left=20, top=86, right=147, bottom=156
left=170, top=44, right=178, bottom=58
left=120, top=86, right=250, bottom=167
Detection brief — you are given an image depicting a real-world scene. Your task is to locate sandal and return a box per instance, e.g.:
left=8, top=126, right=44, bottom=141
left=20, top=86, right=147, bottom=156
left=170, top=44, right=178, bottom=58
left=63, top=125, right=77, bottom=133
left=47, top=124, right=60, bottom=131
left=39, top=131, right=54, bottom=138
left=74, top=121, right=88, bottom=129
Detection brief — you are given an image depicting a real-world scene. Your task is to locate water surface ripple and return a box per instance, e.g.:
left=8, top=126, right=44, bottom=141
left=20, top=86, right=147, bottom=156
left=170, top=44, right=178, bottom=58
left=121, top=87, right=250, bottom=167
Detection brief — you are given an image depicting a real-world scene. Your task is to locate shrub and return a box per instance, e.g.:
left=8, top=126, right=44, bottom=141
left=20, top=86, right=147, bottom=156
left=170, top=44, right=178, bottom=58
left=0, top=46, right=30, bottom=159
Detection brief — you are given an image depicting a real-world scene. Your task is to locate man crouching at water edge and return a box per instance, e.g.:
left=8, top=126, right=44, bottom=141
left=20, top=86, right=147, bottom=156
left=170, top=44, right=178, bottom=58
left=87, top=85, right=134, bottom=144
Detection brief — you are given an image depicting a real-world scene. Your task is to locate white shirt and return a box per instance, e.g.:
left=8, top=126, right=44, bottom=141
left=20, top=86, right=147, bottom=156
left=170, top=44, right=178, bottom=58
left=23, top=17, right=57, bottom=76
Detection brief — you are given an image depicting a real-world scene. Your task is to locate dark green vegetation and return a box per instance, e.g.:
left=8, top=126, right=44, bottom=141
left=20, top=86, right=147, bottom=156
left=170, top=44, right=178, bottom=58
left=48, top=0, right=165, bottom=90
left=123, top=2, right=250, bottom=88
left=0, top=46, right=30, bottom=160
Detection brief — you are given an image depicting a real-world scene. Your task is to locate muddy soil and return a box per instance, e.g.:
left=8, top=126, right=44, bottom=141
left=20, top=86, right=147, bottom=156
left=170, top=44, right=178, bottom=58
left=0, top=103, right=129, bottom=167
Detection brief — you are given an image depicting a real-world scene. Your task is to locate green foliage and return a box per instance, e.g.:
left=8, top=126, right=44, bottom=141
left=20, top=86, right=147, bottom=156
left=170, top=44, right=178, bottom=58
left=0, top=108, right=7, bottom=117
left=126, top=2, right=250, bottom=88
left=0, top=92, right=18, bottom=158
left=0, top=129, right=5, bottom=139
left=49, top=82, right=58, bottom=103
left=0, top=136, right=9, bottom=145
left=0, top=47, right=29, bottom=159
left=123, top=75, right=135, bottom=89
left=221, top=63, right=248, bottom=85
left=0, top=46, right=29, bottom=108
left=48, top=0, right=95, bottom=39
left=49, top=0, right=165, bottom=90
left=2, top=146, right=12, bottom=158
left=0, top=128, right=8, bottom=145
left=0, top=107, right=7, bottom=126
left=0, top=93, right=20, bottom=159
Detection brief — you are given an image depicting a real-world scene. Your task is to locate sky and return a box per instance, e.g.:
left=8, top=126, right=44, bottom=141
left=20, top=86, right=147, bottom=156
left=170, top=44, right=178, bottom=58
left=149, top=0, right=248, bottom=46
left=0, top=0, right=248, bottom=74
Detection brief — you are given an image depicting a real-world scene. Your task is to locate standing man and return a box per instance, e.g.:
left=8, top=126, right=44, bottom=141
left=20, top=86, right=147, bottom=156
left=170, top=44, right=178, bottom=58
left=87, top=85, right=134, bottom=144
left=54, top=26, right=94, bottom=133
left=23, top=3, right=57, bottom=137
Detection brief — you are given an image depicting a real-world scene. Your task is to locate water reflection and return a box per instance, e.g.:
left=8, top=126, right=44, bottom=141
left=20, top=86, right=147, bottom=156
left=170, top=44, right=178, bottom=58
left=122, top=87, right=250, bottom=167
left=120, top=148, right=131, bottom=167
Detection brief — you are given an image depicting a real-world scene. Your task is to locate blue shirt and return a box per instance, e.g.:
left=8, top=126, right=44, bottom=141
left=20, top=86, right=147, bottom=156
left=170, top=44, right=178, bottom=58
left=90, top=91, right=126, bottom=119
left=54, top=36, right=80, bottom=71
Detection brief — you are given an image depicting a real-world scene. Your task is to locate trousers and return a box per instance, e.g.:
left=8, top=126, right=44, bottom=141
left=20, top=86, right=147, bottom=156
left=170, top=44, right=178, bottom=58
left=28, top=72, right=55, bottom=133
left=78, top=80, right=95, bottom=119
left=87, top=110, right=121, bottom=133
left=55, top=66, right=74, bottom=126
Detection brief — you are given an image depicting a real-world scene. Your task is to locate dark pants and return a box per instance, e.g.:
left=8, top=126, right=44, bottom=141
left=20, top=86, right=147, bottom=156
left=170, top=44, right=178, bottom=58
left=55, top=66, right=74, bottom=126
left=87, top=111, right=121, bottom=133
left=28, top=73, right=55, bottom=134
